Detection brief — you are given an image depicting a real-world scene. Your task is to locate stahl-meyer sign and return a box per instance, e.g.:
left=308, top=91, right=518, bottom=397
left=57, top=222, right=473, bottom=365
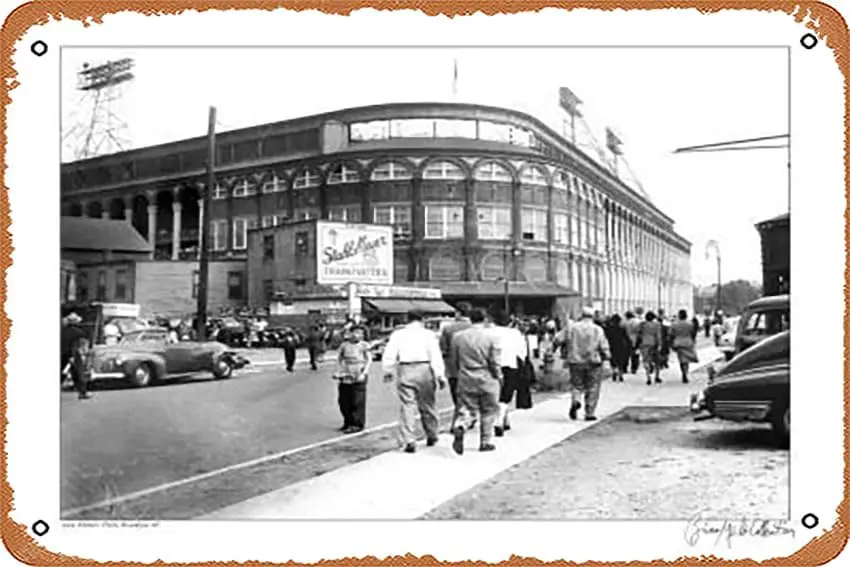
left=316, top=221, right=394, bottom=285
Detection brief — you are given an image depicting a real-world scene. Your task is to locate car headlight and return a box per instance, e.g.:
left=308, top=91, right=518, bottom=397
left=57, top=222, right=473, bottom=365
left=113, top=355, right=125, bottom=366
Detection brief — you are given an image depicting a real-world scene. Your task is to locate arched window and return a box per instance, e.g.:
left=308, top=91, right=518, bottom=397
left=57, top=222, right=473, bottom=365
left=523, top=257, right=547, bottom=283
left=371, top=161, right=412, bottom=181
left=326, top=164, right=360, bottom=185
left=520, top=166, right=548, bottom=186
left=293, top=169, right=320, bottom=189
left=474, top=162, right=512, bottom=182
left=423, top=160, right=465, bottom=180
left=429, top=256, right=462, bottom=281
left=480, top=254, right=506, bottom=281
left=553, top=170, right=569, bottom=189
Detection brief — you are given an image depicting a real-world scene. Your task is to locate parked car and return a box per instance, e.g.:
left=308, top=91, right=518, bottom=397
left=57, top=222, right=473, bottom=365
left=89, top=327, right=250, bottom=388
left=691, top=330, right=789, bottom=447
left=730, top=295, right=789, bottom=358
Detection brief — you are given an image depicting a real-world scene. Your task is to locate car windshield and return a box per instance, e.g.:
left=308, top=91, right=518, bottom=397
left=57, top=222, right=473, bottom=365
left=121, top=330, right=167, bottom=345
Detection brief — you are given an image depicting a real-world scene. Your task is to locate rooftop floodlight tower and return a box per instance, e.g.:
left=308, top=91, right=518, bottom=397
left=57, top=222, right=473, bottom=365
left=62, top=57, right=135, bottom=161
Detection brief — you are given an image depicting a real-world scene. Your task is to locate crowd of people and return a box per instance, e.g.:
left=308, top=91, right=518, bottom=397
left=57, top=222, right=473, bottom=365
left=335, top=302, right=707, bottom=455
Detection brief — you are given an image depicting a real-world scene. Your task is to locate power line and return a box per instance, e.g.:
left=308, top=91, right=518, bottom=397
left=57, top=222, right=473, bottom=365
left=683, top=144, right=789, bottom=153
left=673, top=134, right=789, bottom=154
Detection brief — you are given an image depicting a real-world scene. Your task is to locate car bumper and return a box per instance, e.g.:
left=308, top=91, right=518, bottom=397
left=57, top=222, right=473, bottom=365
left=711, top=400, right=772, bottom=422
left=90, top=371, right=125, bottom=381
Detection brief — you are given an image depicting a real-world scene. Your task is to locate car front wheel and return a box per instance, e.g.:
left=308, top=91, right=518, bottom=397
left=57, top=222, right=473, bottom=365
left=128, top=363, right=155, bottom=388
left=213, top=358, right=234, bottom=379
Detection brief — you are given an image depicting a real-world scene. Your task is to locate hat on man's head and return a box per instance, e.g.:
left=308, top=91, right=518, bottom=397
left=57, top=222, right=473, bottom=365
left=66, top=312, right=82, bottom=324
left=581, top=306, right=595, bottom=319
left=407, top=309, right=425, bottom=322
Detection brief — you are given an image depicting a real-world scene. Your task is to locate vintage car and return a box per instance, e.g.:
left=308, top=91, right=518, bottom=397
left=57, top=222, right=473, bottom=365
left=691, top=329, right=789, bottom=447
left=90, top=328, right=250, bottom=388
left=730, top=295, right=789, bottom=358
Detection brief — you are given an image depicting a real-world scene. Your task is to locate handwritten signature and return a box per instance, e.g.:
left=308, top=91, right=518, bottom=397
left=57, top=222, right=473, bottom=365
left=684, top=515, right=796, bottom=548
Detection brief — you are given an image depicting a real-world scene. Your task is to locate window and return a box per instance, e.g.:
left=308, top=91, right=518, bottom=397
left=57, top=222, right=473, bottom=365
left=328, top=205, right=362, bottom=223
left=481, top=254, right=506, bottom=280
left=520, top=166, right=548, bottom=186
left=477, top=206, right=511, bottom=239
left=373, top=205, right=412, bottom=237
left=96, top=270, right=107, bottom=300
left=521, top=208, right=548, bottom=241
left=434, top=119, right=477, bottom=139
left=261, top=215, right=275, bottom=228
left=429, top=256, right=462, bottom=281
left=524, top=257, right=547, bottom=282
left=425, top=205, right=464, bottom=239
left=570, top=213, right=580, bottom=247
left=553, top=170, right=569, bottom=189
left=326, top=164, right=360, bottom=185
left=232, top=180, right=257, bottom=198
left=293, top=169, right=319, bottom=189
left=232, top=217, right=257, bottom=250
left=390, top=119, right=434, bottom=138
left=115, top=269, right=128, bottom=300
left=293, top=209, right=316, bottom=221
left=474, top=162, right=512, bottom=182
left=227, top=271, right=244, bottom=300
left=263, top=279, right=274, bottom=301
left=192, top=270, right=199, bottom=298
left=262, top=174, right=285, bottom=193
left=423, top=160, right=465, bottom=180
left=394, top=257, right=409, bottom=282
left=554, top=213, right=569, bottom=244
left=76, top=272, right=88, bottom=301
left=212, top=184, right=228, bottom=200
left=263, top=235, right=275, bottom=261
left=350, top=120, right=391, bottom=142
left=556, top=260, right=569, bottom=286
left=371, top=162, right=411, bottom=181
left=211, top=220, right=228, bottom=251
left=295, top=231, right=309, bottom=255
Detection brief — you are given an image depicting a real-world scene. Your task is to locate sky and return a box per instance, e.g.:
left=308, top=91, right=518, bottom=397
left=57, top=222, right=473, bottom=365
left=61, top=47, right=789, bottom=286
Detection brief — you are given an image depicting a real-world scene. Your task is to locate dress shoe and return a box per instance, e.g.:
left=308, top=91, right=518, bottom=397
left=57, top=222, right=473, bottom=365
left=404, top=443, right=416, bottom=453
left=343, top=426, right=362, bottom=434
left=494, top=426, right=504, bottom=438
left=479, top=444, right=496, bottom=452
left=654, top=377, right=663, bottom=384
left=585, top=415, right=598, bottom=421
left=452, top=429, right=465, bottom=455
left=646, top=379, right=652, bottom=385
left=426, top=437, right=438, bottom=447
left=569, top=401, right=581, bottom=420
left=338, top=424, right=349, bottom=432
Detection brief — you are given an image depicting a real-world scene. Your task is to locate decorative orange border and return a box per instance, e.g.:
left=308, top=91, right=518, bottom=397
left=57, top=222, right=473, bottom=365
left=1, top=1, right=847, bottom=565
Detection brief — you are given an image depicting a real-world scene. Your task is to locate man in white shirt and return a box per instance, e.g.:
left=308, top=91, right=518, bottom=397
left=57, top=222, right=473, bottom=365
left=382, top=310, right=447, bottom=453
left=489, top=310, right=529, bottom=437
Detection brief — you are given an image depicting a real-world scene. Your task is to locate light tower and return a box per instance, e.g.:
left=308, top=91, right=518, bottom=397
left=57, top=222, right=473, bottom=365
left=62, top=57, right=134, bottom=161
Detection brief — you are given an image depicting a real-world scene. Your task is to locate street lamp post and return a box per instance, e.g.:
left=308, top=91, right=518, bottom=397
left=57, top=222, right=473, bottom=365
left=499, top=241, right=522, bottom=314
left=705, top=240, right=722, bottom=314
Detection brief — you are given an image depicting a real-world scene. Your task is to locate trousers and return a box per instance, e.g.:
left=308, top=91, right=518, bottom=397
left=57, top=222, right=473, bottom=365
left=283, top=347, right=297, bottom=370
left=452, top=375, right=500, bottom=445
left=569, top=363, right=603, bottom=418
left=449, top=377, right=478, bottom=427
left=338, top=382, right=366, bottom=428
left=396, top=363, right=439, bottom=445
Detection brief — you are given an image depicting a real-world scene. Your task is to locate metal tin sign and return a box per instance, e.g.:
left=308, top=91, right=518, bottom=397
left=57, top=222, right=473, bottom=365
left=316, top=222, right=394, bottom=285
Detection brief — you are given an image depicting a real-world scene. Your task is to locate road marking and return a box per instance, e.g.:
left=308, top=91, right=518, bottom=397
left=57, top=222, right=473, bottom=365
left=61, top=404, right=456, bottom=518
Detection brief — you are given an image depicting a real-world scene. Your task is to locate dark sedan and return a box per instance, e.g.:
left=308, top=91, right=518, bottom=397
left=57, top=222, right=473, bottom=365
left=691, top=330, right=789, bottom=447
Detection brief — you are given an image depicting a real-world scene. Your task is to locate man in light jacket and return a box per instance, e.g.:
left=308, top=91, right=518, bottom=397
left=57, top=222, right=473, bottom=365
left=564, top=306, right=611, bottom=421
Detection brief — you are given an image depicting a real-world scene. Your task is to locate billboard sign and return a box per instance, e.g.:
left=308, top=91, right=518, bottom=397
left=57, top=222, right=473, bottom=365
left=316, top=222, right=394, bottom=285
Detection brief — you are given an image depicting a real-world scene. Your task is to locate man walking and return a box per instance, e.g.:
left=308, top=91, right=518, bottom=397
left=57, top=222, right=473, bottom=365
left=61, top=312, right=92, bottom=399
left=440, top=302, right=476, bottom=429
left=306, top=325, right=325, bottom=371
left=449, top=308, right=503, bottom=455
left=382, top=310, right=446, bottom=453
left=489, top=309, right=529, bottom=437
left=565, top=306, right=611, bottom=421
left=623, top=311, right=641, bottom=374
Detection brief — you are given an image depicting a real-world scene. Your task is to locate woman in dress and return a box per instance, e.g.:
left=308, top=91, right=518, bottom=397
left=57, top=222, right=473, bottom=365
left=334, top=328, right=372, bottom=434
left=670, top=309, right=699, bottom=383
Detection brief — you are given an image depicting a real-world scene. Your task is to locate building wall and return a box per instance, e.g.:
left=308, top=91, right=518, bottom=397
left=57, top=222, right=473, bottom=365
left=61, top=103, right=694, bottom=317
left=73, top=261, right=136, bottom=304
left=133, top=260, right=247, bottom=318
left=247, top=221, right=319, bottom=306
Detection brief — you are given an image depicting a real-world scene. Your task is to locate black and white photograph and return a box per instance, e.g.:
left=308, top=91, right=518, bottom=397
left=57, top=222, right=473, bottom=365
left=2, top=3, right=847, bottom=565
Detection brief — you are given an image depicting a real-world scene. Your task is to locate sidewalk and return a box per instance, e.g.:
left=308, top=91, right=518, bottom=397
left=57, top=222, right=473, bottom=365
left=199, top=346, right=720, bottom=520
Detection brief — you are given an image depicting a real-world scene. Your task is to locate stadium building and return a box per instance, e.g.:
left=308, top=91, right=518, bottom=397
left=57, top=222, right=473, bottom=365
left=61, top=102, right=693, bottom=319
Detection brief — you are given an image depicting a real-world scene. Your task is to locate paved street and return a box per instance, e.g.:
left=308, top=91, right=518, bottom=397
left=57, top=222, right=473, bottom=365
left=60, top=353, right=454, bottom=516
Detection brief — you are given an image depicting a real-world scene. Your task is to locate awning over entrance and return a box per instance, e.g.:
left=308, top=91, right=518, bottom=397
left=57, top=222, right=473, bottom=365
left=364, top=298, right=457, bottom=315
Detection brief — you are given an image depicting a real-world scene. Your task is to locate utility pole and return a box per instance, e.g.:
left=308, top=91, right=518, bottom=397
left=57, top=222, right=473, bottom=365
left=195, top=106, right=216, bottom=341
